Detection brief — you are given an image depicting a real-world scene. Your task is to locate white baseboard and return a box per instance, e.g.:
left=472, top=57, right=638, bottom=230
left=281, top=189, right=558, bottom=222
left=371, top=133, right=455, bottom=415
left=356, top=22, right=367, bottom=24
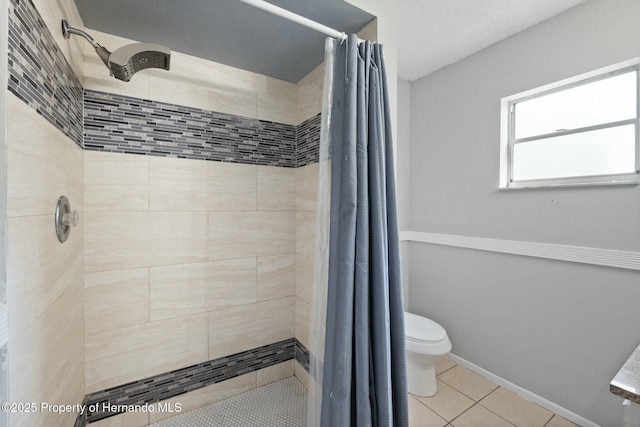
left=448, top=353, right=600, bottom=427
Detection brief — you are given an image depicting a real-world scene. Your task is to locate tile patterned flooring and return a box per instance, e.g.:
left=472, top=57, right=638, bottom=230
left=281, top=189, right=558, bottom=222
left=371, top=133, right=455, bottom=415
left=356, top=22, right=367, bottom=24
left=149, top=378, right=307, bottom=427
left=149, top=359, right=581, bottom=427
left=410, top=358, right=580, bottom=427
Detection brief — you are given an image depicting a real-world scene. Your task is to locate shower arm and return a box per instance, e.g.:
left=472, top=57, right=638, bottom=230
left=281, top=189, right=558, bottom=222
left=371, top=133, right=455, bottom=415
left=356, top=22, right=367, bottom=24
left=61, top=20, right=111, bottom=66
left=62, top=20, right=98, bottom=47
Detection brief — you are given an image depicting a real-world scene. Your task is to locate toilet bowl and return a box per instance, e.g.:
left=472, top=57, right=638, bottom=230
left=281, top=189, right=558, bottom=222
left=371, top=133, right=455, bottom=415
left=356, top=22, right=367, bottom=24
left=404, top=311, right=451, bottom=397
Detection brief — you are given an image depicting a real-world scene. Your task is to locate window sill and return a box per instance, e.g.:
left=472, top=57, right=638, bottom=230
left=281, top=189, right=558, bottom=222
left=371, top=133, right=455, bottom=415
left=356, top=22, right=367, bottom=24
left=499, top=179, right=640, bottom=190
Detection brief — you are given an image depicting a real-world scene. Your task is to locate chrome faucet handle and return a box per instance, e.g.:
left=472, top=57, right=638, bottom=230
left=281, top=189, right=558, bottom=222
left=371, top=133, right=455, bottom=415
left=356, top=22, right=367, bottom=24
left=62, top=209, right=79, bottom=227
left=55, top=196, right=79, bottom=243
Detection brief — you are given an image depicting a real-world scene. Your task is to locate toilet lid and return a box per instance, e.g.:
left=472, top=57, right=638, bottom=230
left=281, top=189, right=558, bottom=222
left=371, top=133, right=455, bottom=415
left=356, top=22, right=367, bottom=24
left=404, top=312, right=447, bottom=342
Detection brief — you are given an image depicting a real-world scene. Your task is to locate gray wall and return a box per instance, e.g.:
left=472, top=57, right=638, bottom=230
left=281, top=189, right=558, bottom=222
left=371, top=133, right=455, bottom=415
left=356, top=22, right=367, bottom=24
left=398, top=79, right=411, bottom=304
left=407, top=0, right=640, bottom=425
left=397, top=78, right=411, bottom=232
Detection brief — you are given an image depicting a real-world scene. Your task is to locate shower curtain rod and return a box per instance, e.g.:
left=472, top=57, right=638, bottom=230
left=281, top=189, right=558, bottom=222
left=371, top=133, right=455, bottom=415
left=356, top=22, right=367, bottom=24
left=239, top=0, right=349, bottom=40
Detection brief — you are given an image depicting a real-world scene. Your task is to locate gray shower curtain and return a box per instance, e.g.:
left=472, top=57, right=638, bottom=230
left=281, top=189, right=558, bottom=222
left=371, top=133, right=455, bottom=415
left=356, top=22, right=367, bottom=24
left=320, top=34, right=408, bottom=427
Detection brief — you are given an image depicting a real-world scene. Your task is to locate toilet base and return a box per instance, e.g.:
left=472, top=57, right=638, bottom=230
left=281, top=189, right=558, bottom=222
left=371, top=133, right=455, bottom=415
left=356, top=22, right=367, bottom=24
left=406, top=359, right=437, bottom=397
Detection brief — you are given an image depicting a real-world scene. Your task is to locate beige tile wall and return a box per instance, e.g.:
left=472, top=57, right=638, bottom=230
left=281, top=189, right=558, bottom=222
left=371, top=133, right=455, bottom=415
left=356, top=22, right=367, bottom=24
left=85, top=268, right=150, bottom=333
left=86, top=313, right=209, bottom=391
left=82, top=29, right=299, bottom=126
left=81, top=64, right=320, bottom=405
left=294, top=163, right=320, bottom=387
left=150, top=258, right=256, bottom=321
left=149, top=158, right=257, bottom=211
left=6, top=100, right=86, bottom=341
left=5, top=0, right=87, bottom=423
left=83, top=153, right=297, bottom=394
left=77, top=15, right=327, bottom=417
left=5, top=0, right=357, bottom=423
left=4, top=19, right=327, bottom=427
left=297, top=64, right=325, bottom=125
left=32, top=0, right=85, bottom=82
left=6, top=95, right=85, bottom=426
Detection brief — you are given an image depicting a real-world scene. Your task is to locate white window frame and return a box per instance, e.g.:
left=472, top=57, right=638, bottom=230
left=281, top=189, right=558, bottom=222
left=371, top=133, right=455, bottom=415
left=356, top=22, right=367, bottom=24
left=499, top=58, right=640, bottom=189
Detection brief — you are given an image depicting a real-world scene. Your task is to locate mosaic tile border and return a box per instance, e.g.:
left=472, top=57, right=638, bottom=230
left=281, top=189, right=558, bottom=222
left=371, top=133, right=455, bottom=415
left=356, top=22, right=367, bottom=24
left=8, top=0, right=319, bottom=167
left=294, top=339, right=310, bottom=373
left=84, top=89, right=321, bottom=168
left=83, top=338, right=304, bottom=424
left=296, top=114, right=321, bottom=168
left=84, top=89, right=298, bottom=167
left=7, top=0, right=320, bottom=167
left=73, top=397, right=87, bottom=427
left=7, top=0, right=84, bottom=147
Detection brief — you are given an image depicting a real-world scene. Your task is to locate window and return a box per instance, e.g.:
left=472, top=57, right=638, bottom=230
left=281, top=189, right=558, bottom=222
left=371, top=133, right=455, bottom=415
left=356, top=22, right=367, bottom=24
left=500, top=60, right=640, bottom=189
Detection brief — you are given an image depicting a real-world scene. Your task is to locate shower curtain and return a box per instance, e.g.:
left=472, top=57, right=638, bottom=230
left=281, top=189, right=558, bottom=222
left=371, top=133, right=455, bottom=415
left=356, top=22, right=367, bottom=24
left=309, top=34, right=408, bottom=427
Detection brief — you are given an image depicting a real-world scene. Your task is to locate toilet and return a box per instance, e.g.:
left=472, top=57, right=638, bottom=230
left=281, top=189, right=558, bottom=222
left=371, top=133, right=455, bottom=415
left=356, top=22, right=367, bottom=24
left=404, top=311, right=452, bottom=397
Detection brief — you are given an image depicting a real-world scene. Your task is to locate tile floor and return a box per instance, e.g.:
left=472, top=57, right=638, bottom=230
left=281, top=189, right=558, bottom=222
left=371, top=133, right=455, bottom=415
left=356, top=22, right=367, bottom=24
left=149, top=377, right=307, bottom=427
left=148, top=359, right=581, bottom=427
left=410, top=358, right=580, bottom=427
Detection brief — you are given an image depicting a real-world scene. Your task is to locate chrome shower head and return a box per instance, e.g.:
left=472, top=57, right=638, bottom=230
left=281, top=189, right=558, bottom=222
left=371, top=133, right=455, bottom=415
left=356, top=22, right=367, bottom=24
left=108, top=43, right=171, bottom=82
left=62, top=20, right=171, bottom=82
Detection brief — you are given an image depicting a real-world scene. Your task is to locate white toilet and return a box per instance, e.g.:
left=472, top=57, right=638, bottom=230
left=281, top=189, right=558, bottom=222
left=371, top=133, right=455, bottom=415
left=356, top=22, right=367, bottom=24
left=404, top=311, right=452, bottom=397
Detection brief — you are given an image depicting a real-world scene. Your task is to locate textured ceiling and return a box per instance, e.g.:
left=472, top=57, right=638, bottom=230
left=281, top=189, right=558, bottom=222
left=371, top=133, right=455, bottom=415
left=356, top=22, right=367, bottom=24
left=73, top=0, right=374, bottom=83
left=398, top=0, right=589, bottom=82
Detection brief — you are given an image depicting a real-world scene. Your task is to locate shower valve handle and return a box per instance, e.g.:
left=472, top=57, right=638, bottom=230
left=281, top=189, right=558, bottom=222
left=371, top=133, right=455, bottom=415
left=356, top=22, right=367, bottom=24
left=62, top=210, right=79, bottom=227
left=55, top=195, right=78, bottom=243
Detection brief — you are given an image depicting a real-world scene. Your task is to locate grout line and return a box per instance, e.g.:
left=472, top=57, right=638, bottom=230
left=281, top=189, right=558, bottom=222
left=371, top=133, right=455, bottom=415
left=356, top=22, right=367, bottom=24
left=206, top=210, right=211, bottom=261
left=255, top=256, right=259, bottom=302
left=448, top=401, right=517, bottom=427
left=410, top=395, right=448, bottom=426
left=207, top=311, right=210, bottom=360
left=435, top=361, right=458, bottom=377
left=446, top=401, right=477, bottom=426
left=433, top=362, right=562, bottom=426
left=255, top=164, right=259, bottom=211
left=147, top=267, right=151, bottom=322
left=474, top=399, right=518, bottom=426
left=448, top=353, right=596, bottom=427
left=437, top=375, right=497, bottom=404
left=541, top=413, right=556, bottom=427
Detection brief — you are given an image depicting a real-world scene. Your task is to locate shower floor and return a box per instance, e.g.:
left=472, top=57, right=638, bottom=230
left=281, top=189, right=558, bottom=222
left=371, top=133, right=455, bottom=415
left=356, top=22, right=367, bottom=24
left=149, top=377, right=307, bottom=427
left=148, top=361, right=580, bottom=426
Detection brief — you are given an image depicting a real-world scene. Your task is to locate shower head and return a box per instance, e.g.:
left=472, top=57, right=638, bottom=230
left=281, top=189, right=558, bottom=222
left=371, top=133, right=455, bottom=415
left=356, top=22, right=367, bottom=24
left=108, top=43, right=171, bottom=82
left=62, top=20, right=171, bottom=82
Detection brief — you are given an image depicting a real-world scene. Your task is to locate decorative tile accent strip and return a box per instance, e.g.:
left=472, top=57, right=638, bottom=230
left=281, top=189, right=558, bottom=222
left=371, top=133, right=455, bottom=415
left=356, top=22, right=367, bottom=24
left=7, top=0, right=84, bottom=147
left=84, top=90, right=297, bottom=167
left=297, top=113, right=321, bottom=167
left=73, top=397, right=87, bottom=427
left=294, top=339, right=310, bottom=373
left=85, top=338, right=295, bottom=424
left=6, top=0, right=321, bottom=164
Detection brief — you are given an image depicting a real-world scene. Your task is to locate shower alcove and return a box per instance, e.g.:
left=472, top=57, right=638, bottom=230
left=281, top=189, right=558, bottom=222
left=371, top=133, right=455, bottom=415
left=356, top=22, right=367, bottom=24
left=0, top=0, right=393, bottom=425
